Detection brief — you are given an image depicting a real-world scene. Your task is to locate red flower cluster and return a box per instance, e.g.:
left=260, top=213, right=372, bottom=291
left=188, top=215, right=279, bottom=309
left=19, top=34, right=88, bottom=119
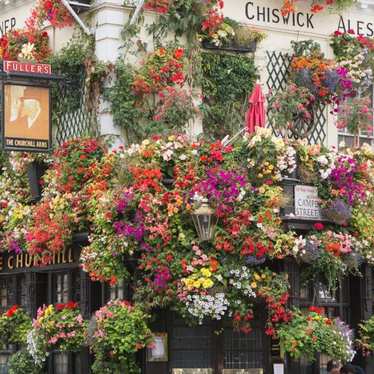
left=26, top=200, right=72, bottom=260
left=263, top=292, right=292, bottom=337
left=132, top=47, right=186, bottom=97
left=281, top=0, right=345, bottom=16
left=5, top=305, right=19, bottom=318
left=53, top=139, right=104, bottom=193
left=309, top=305, right=325, bottom=315
left=26, top=0, right=73, bottom=30
left=0, top=29, right=50, bottom=62
left=201, top=0, right=224, bottom=36
left=144, top=0, right=169, bottom=14
left=55, top=301, right=78, bottom=311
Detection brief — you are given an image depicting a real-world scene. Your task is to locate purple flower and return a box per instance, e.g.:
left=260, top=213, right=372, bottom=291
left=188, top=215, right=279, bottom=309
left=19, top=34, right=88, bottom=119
left=8, top=240, right=22, bottom=255
left=153, top=267, right=171, bottom=289
left=323, top=198, right=352, bottom=225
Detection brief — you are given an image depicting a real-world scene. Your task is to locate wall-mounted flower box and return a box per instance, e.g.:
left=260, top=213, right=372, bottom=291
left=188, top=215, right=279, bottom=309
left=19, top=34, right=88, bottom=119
left=202, top=40, right=257, bottom=53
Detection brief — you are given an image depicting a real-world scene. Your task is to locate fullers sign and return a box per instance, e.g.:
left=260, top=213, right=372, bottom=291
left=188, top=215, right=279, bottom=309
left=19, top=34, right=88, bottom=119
left=3, top=61, right=52, bottom=75
left=294, top=185, right=322, bottom=220
left=2, top=61, right=52, bottom=152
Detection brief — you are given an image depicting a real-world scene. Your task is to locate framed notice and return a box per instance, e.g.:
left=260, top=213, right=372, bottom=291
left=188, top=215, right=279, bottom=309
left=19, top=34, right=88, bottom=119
left=294, top=185, right=322, bottom=220
left=2, top=83, right=51, bottom=152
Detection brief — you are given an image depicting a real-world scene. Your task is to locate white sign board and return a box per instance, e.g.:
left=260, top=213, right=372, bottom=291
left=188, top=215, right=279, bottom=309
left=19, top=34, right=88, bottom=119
left=0, top=1, right=35, bottom=37
left=224, top=0, right=374, bottom=37
left=294, top=185, right=322, bottom=220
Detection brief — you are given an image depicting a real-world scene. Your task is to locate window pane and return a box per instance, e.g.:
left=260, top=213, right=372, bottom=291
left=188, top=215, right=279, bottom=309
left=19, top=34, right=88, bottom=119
left=54, top=352, right=69, bottom=374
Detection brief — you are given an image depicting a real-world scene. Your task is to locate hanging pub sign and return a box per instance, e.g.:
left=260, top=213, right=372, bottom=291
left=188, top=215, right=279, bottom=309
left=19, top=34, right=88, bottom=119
left=1, top=60, right=52, bottom=152
left=294, top=185, right=323, bottom=220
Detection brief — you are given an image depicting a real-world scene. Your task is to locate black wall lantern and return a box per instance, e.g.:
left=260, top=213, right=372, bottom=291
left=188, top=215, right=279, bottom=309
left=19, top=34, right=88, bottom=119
left=191, top=198, right=217, bottom=242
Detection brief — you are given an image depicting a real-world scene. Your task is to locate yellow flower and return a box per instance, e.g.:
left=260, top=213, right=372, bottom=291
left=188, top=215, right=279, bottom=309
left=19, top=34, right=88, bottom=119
left=261, top=274, right=267, bottom=279
left=202, top=279, right=214, bottom=289
left=254, top=273, right=261, bottom=281
left=193, top=280, right=202, bottom=288
left=258, top=187, right=265, bottom=194
left=251, top=282, right=257, bottom=289
left=200, top=268, right=212, bottom=278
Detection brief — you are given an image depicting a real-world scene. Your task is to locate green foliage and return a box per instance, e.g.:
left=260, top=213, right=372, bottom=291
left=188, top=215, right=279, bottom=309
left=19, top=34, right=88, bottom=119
left=200, top=52, right=257, bottom=139
left=148, top=0, right=208, bottom=43
left=8, top=350, right=42, bottom=374
left=278, top=309, right=351, bottom=362
left=301, top=250, right=347, bottom=293
left=0, top=306, right=32, bottom=348
left=91, top=300, right=153, bottom=374
left=357, top=315, right=374, bottom=354
left=48, top=33, right=108, bottom=129
left=104, top=61, right=142, bottom=143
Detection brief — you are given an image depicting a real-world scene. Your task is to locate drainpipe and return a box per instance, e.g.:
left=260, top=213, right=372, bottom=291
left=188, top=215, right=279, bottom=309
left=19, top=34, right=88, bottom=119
left=60, top=0, right=91, bottom=35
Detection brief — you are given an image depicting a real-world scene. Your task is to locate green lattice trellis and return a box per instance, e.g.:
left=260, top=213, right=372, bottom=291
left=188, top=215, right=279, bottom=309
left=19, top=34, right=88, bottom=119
left=266, top=50, right=327, bottom=145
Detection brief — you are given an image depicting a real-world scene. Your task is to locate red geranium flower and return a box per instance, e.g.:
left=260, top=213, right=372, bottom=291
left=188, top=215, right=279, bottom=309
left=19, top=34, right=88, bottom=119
left=5, top=305, right=18, bottom=318
left=313, top=222, right=324, bottom=231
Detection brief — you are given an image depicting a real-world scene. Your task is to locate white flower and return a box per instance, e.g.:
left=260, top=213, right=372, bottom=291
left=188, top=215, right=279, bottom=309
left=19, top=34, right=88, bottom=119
left=18, top=42, right=35, bottom=60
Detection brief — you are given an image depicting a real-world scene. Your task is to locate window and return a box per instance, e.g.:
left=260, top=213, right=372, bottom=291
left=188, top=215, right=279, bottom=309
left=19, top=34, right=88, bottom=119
left=338, top=87, right=374, bottom=149
left=55, top=273, right=69, bottom=303
left=109, top=280, right=126, bottom=300
left=0, top=280, right=8, bottom=310
left=53, top=352, right=69, bottom=374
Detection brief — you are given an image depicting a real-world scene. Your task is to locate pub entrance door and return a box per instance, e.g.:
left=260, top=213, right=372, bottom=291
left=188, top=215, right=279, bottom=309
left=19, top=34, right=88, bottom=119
left=144, top=311, right=271, bottom=374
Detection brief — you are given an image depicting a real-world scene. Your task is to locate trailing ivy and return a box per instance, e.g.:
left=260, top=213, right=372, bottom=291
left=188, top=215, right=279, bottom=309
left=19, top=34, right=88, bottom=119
left=200, top=52, right=258, bottom=140
left=48, top=34, right=108, bottom=128
left=105, top=61, right=142, bottom=143
left=106, top=46, right=197, bottom=144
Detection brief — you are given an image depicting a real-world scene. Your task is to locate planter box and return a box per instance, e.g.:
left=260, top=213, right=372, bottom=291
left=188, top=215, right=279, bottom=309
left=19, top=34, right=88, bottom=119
left=202, top=40, right=257, bottom=53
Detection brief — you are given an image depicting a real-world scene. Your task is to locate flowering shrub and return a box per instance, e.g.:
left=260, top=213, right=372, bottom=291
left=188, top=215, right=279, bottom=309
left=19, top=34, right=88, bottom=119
left=132, top=46, right=186, bottom=96
left=144, top=0, right=169, bottom=14
left=27, top=302, right=86, bottom=366
left=277, top=307, right=355, bottom=362
left=356, top=315, right=374, bottom=356
left=90, top=300, right=153, bottom=374
left=0, top=305, right=32, bottom=348
left=148, top=0, right=225, bottom=41
left=0, top=29, right=50, bottom=62
left=331, top=30, right=374, bottom=85
left=8, top=350, right=42, bottom=374
left=0, top=153, right=33, bottom=254
left=50, top=138, right=105, bottom=194
left=26, top=0, right=73, bottom=29
left=281, top=0, right=355, bottom=16
left=335, top=97, right=373, bottom=147
left=290, top=40, right=355, bottom=109
left=268, top=83, right=315, bottom=137
left=295, top=230, right=362, bottom=292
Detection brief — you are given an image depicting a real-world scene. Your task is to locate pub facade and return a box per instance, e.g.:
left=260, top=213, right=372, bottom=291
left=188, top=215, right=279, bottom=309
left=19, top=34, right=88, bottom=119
left=0, top=1, right=373, bottom=374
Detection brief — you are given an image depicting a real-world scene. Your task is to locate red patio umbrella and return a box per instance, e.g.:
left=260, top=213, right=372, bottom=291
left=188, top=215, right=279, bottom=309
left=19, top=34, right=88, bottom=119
left=245, top=83, right=265, bottom=134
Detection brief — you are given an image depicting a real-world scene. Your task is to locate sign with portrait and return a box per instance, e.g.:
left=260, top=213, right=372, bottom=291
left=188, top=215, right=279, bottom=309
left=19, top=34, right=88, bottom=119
left=2, top=83, right=51, bottom=152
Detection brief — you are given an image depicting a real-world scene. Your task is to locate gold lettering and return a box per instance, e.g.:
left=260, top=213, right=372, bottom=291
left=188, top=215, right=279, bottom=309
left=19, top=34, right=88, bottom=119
left=25, top=254, right=32, bottom=267
left=0, top=256, right=3, bottom=271
left=8, top=256, right=14, bottom=270
left=62, top=250, right=67, bottom=264
left=68, top=249, right=73, bottom=263
left=33, top=256, right=40, bottom=267
left=16, top=253, right=23, bottom=268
